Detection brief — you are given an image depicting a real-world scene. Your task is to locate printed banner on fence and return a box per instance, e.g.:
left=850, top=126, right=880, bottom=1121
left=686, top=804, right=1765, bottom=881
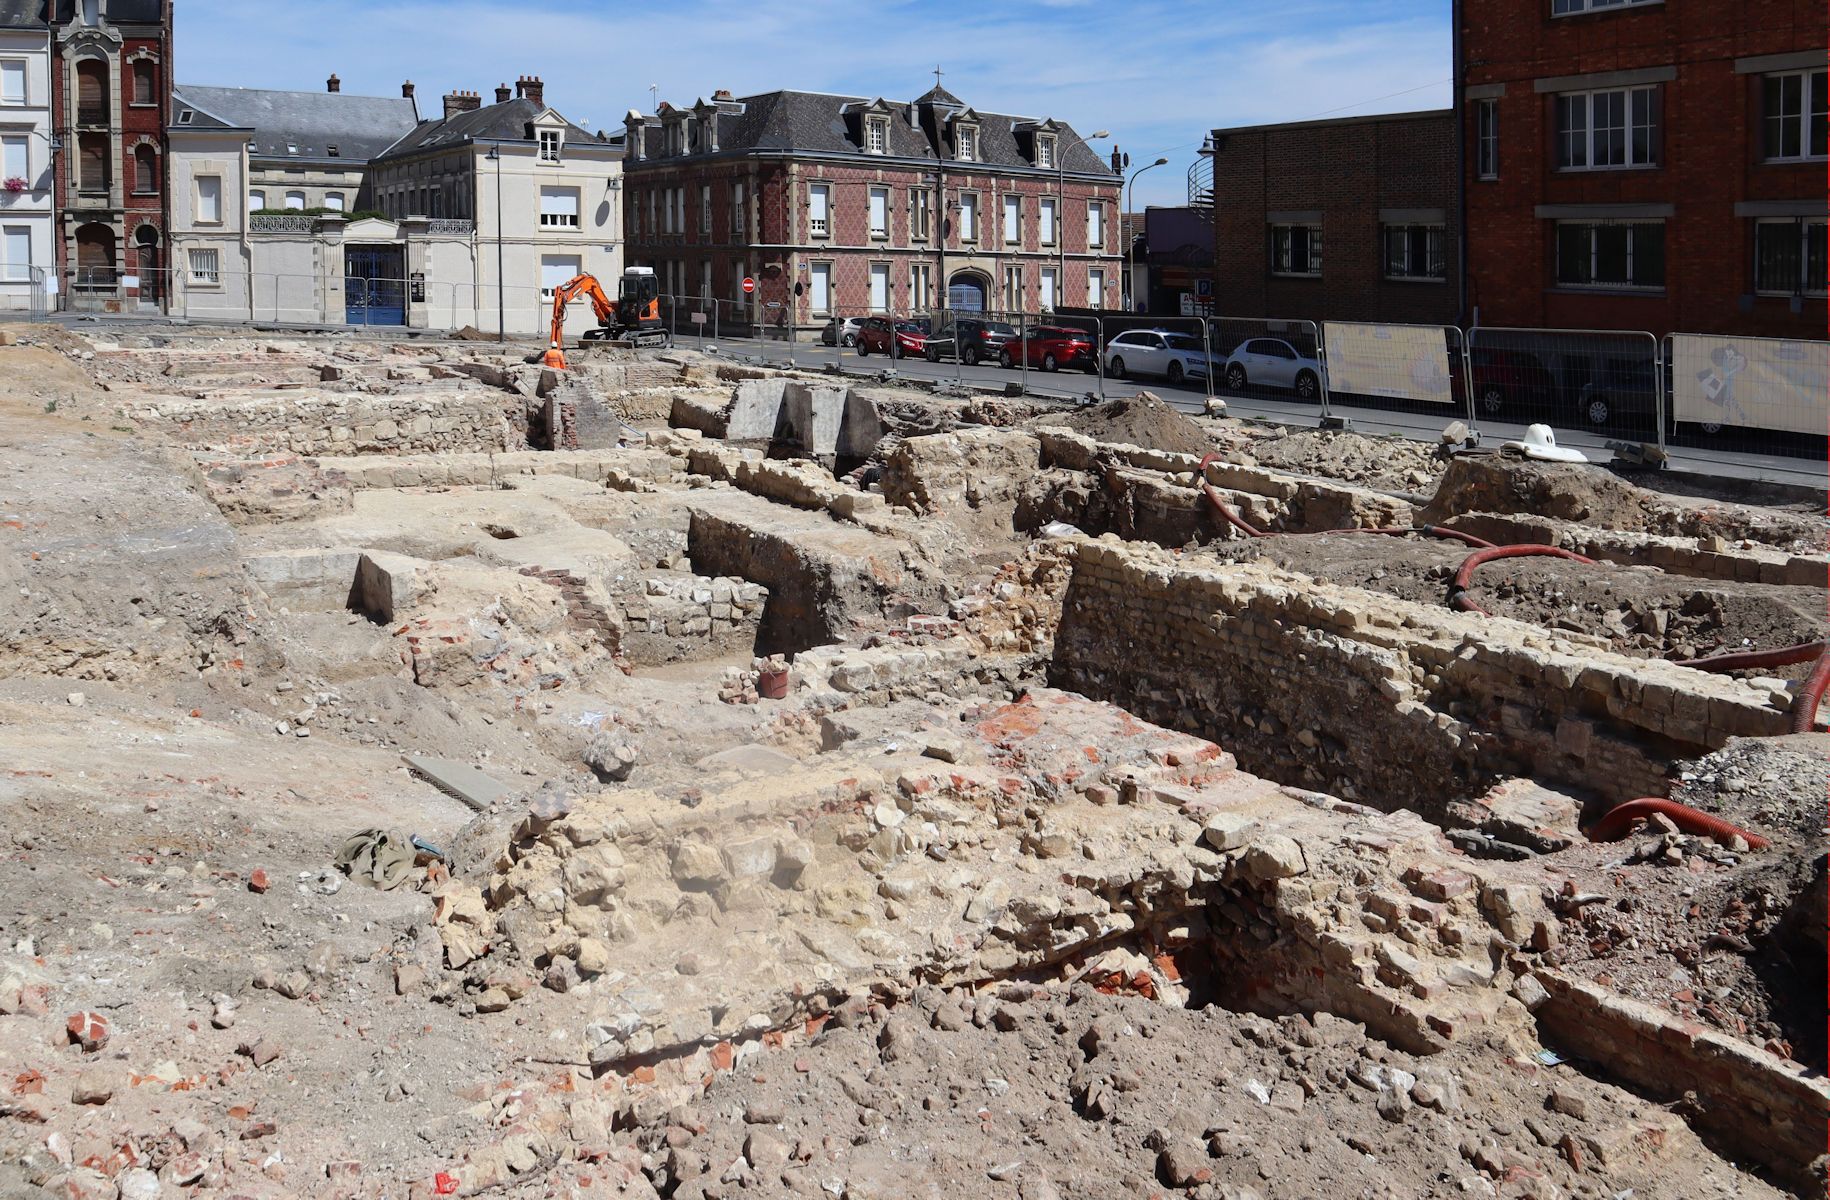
left=1321, top=323, right=1454, bottom=405
left=1669, top=335, right=1827, bottom=437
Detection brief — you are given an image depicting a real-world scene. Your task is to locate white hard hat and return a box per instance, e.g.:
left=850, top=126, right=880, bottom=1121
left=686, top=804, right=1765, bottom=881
left=1504, top=423, right=1588, bottom=464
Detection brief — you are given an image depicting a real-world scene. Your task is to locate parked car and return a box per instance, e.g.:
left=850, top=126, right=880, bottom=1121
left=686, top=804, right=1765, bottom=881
left=820, top=316, right=865, bottom=347
left=855, top=316, right=929, bottom=358
left=1451, top=346, right=1559, bottom=418
left=924, top=316, right=1018, bottom=365
left=1104, top=329, right=1215, bottom=386
left=1000, top=325, right=1097, bottom=373
left=1573, top=356, right=1659, bottom=430
left=1221, top=338, right=1323, bottom=400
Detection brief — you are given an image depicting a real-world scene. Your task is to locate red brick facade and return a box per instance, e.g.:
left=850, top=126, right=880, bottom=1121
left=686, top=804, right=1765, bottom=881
left=1207, top=110, right=1459, bottom=326
left=49, top=0, right=173, bottom=300
left=1459, top=0, right=1827, bottom=337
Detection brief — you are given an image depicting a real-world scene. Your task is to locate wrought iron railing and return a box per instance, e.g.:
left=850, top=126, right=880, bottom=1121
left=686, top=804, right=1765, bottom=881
left=425, top=219, right=475, bottom=235
left=250, top=214, right=316, bottom=233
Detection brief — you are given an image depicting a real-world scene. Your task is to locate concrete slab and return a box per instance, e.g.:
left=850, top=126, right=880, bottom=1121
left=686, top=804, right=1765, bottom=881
left=403, top=753, right=514, bottom=812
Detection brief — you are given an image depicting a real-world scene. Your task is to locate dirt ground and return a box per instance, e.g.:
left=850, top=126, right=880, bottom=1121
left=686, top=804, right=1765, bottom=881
left=1035, top=392, right=1211, bottom=456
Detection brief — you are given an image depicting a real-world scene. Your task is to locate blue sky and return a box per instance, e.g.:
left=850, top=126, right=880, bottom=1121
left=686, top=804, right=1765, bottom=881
left=175, top=0, right=1450, bottom=209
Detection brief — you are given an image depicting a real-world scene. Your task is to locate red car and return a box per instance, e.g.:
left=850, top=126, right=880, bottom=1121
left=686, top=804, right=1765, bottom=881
left=856, top=316, right=930, bottom=358
left=999, top=325, right=1097, bottom=373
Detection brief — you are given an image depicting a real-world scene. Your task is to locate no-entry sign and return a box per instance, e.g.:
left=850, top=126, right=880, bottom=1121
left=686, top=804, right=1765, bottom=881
left=741, top=277, right=756, bottom=294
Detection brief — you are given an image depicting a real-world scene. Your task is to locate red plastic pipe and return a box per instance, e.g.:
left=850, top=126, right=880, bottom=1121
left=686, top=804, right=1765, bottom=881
left=1584, top=797, right=1769, bottom=850
left=1447, top=544, right=1596, bottom=617
left=1788, top=646, right=1830, bottom=734
left=1677, top=641, right=1826, bottom=673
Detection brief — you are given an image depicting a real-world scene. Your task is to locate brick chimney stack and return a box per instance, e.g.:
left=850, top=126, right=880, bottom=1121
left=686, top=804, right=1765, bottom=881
left=495, top=83, right=512, bottom=105
left=515, top=75, right=544, bottom=107
left=712, top=89, right=734, bottom=101
left=443, top=89, right=482, bottom=120
left=401, top=80, right=415, bottom=99
left=326, top=73, right=340, bottom=93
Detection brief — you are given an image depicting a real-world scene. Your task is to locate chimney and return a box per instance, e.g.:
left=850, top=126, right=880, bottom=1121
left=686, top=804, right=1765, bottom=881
left=401, top=80, right=415, bottom=99
left=326, top=73, right=340, bottom=93
left=712, top=89, right=733, bottom=101
left=495, top=83, right=512, bottom=105
left=516, top=74, right=544, bottom=107
left=443, top=89, right=482, bottom=120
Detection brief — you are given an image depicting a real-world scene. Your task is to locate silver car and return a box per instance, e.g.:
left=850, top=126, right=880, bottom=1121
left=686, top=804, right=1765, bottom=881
left=1222, top=337, right=1323, bottom=400
left=820, top=316, right=865, bottom=347
left=1103, top=330, right=1215, bottom=386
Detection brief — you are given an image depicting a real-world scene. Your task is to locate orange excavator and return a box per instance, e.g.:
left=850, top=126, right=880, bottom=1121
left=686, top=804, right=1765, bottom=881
left=543, top=266, right=670, bottom=368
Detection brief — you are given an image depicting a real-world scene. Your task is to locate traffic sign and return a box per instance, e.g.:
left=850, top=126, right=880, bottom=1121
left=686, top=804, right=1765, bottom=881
left=742, top=277, right=756, bottom=294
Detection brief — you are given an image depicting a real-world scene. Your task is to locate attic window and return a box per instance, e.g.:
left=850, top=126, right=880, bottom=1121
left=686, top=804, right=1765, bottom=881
left=176, top=109, right=193, bottom=125
left=327, top=143, right=340, bottom=158
left=1037, top=134, right=1056, bottom=169
left=866, top=117, right=888, bottom=155
left=538, top=128, right=562, bottom=163
left=956, top=124, right=977, bottom=162
left=286, top=141, right=298, bottom=155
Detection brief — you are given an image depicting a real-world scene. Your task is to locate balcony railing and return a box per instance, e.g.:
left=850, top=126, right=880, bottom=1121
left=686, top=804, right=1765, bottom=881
left=77, top=106, right=107, bottom=125
left=425, top=218, right=474, bottom=236
left=250, top=214, right=315, bottom=233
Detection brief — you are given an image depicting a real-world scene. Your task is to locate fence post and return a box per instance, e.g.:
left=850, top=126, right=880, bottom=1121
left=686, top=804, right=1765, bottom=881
left=1095, top=315, right=1106, bottom=403
left=1018, top=310, right=1029, bottom=397
left=1200, top=317, right=1216, bottom=412
left=1655, top=333, right=1668, bottom=458
left=1461, top=327, right=1479, bottom=444
left=1312, top=320, right=1332, bottom=422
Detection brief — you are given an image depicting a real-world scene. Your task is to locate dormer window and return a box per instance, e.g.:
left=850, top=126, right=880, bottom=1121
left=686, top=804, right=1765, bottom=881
left=866, top=117, right=888, bottom=155
left=1036, top=135, right=1056, bottom=169
left=327, top=143, right=340, bottom=158
left=539, top=128, right=562, bottom=163
left=956, top=125, right=977, bottom=162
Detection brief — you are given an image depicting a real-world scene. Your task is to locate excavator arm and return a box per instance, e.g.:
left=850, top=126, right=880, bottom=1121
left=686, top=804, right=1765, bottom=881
left=543, top=274, right=618, bottom=370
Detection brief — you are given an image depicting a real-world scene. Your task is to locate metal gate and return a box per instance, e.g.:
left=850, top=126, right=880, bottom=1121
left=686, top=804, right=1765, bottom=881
left=345, top=245, right=405, bottom=326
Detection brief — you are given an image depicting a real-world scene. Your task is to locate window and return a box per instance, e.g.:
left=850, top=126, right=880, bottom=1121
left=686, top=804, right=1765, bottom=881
left=1039, top=267, right=1059, bottom=310
left=131, top=60, right=154, bottom=105
left=1754, top=218, right=1828, bottom=296
left=539, top=186, right=579, bottom=229
left=540, top=254, right=581, bottom=300
left=1476, top=98, right=1498, bottom=179
left=673, top=188, right=685, bottom=234
left=538, top=129, right=562, bottom=163
left=866, top=117, right=888, bottom=155
left=911, top=189, right=931, bottom=241
left=661, top=188, right=674, bottom=234
left=910, top=263, right=932, bottom=310
left=1272, top=224, right=1323, bottom=276
left=1383, top=224, right=1445, bottom=280
left=1003, top=265, right=1022, bottom=308
left=1037, top=135, right=1056, bottom=169
left=194, top=174, right=221, bottom=223
left=809, top=261, right=832, bottom=313
left=132, top=144, right=156, bottom=194
left=1088, top=268, right=1106, bottom=306
left=731, top=181, right=746, bottom=236
left=1, top=225, right=30, bottom=282
left=1003, top=194, right=1020, bottom=244
left=1762, top=71, right=1828, bottom=161
left=868, top=186, right=889, bottom=239
left=187, top=247, right=219, bottom=285
left=1556, top=86, right=1657, bottom=169
left=959, top=192, right=978, bottom=242
left=284, top=190, right=306, bottom=210
left=324, top=192, right=345, bottom=213
left=326, top=144, right=340, bottom=158
left=175, top=109, right=192, bottom=124
left=1551, top=0, right=1659, bottom=11
left=868, top=262, right=889, bottom=312
left=1039, top=197, right=1057, bottom=245
left=1555, top=220, right=1665, bottom=289
left=0, top=60, right=24, bottom=106
left=0, top=135, right=24, bottom=183
left=249, top=188, right=265, bottom=210
left=700, top=184, right=711, bottom=234
left=808, top=182, right=830, bottom=237
left=647, top=190, right=658, bottom=237
left=956, top=125, right=977, bottom=162
left=1087, top=201, right=1104, bottom=249
left=700, top=261, right=712, bottom=301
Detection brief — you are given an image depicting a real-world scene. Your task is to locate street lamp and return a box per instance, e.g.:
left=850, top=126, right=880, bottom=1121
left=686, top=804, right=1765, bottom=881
left=1123, top=157, right=1169, bottom=312
left=485, top=145, right=504, bottom=342
left=1056, top=128, right=1107, bottom=310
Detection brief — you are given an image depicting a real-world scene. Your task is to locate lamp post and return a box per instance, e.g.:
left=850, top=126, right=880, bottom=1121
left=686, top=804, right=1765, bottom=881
left=485, top=144, right=504, bottom=342
left=1055, top=128, right=1107, bottom=310
left=1123, top=157, right=1168, bottom=312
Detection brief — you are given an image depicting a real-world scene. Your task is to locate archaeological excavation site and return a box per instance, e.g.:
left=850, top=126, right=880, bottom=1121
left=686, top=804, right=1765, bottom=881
left=0, top=321, right=1825, bottom=1200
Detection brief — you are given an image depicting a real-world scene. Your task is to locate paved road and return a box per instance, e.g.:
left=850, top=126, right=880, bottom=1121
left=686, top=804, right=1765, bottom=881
left=696, top=330, right=1825, bottom=493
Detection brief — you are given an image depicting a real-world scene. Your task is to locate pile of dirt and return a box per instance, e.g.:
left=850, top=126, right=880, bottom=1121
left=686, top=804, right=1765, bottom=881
left=1040, top=391, right=1210, bottom=456
left=1228, top=426, right=1449, bottom=495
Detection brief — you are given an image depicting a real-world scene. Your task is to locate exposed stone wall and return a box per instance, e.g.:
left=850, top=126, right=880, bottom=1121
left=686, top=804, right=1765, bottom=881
left=608, top=572, right=767, bottom=665
left=1447, top=511, right=1830, bottom=589
left=1049, top=541, right=1788, bottom=819
left=131, top=391, right=512, bottom=457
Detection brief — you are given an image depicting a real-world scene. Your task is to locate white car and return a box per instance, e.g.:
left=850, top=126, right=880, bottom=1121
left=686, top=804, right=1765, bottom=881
left=1103, top=329, right=1215, bottom=387
left=1222, top=337, right=1324, bottom=400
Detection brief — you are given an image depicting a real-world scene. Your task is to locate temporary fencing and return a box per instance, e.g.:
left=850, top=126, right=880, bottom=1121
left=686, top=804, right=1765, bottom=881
left=1664, top=333, right=1829, bottom=457
left=1466, top=328, right=1662, bottom=449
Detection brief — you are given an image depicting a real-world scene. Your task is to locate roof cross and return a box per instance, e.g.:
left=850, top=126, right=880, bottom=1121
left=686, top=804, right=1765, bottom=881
left=932, top=65, right=944, bottom=88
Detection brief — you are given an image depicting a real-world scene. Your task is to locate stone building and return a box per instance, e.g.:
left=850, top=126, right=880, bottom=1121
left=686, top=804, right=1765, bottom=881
left=48, top=0, right=171, bottom=307
left=0, top=0, right=53, bottom=309
left=367, top=76, right=624, bottom=337
left=619, top=84, right=1124, bottom=328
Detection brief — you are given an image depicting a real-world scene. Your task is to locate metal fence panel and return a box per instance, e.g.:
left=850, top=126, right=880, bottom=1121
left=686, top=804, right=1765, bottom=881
left=1465, top=327, right=1660, bottom=447
left=1665, top=333, right=1828, bottom=458
left=1320, top=322, right=1469, bottom=435
left=1207, top=317, right=1326, bottom=415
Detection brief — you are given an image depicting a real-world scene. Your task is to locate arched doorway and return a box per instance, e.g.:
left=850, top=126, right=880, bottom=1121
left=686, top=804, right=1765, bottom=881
left=133, top=226, right=161, bottom=306
left=946, top=272, right=987, bottom=313
left=73, top=222, right=115, bottom=291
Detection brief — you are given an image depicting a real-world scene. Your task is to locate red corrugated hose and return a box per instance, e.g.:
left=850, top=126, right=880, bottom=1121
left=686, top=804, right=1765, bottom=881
left=1583, top=797, right=1770, bottom=850
left=1445, top=544, right=1597, bottom=617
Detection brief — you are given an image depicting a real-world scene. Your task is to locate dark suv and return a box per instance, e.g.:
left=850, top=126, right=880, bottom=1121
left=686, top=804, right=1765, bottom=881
left=1573, top=356, right=1659, bottom=431
left=923, top=316, right=1018, bottom=365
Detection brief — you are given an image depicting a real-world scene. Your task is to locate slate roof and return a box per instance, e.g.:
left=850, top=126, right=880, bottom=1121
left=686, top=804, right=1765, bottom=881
left=168, top=91, right=244, bottom=133
left=633, top=89, right=1115, bottom=178
left=173, top=84, right=419, bottom=162
left=52, top=0, right=162, bottom=22
left=375, top=97, right=609, bottom=162
left=0, top=0, right=47, bottom=28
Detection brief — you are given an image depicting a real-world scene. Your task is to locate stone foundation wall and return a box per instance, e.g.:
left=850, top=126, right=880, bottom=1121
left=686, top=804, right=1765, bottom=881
left=609, top=572, right=767, bottom=664
left=132, top=391, right=512, bottom=456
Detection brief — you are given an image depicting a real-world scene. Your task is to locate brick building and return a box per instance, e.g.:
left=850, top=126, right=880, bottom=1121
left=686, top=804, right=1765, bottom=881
left=620, top=85, right=1123, bottom=327
left=48, top=0, right=172, bottom=305
left=1205, top=109, right=1460, bottom=326
left=1457, top=0, right=1826, bottom=337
